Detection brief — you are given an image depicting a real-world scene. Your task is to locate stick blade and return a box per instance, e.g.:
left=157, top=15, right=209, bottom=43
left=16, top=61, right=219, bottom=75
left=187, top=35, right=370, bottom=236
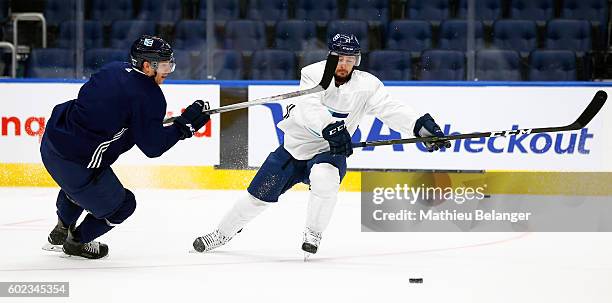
left=573, top=90, right=607, bottom=128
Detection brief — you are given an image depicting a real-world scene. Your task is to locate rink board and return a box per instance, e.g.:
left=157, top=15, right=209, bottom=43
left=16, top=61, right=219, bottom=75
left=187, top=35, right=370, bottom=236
left=3, top=163, right=612, bottom=196
left=248, top=85, right=612, bottom=171
left=0, top=82, right=221, bottom=166
left=2, top=81, right=612, bottom=192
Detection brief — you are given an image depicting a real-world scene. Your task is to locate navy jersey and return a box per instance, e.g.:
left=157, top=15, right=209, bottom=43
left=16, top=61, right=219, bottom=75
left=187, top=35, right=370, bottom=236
left=42, top=62, right=183, bottom=168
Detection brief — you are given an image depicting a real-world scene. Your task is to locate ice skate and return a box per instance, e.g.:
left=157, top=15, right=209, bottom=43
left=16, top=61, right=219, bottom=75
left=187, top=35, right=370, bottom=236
left=42, top=219, right=68, bottom=252
left=193, top=229, right=232, bottom=253
left=62, top=228, right=109, bottom=259
left=302, top=227, right=322, bottom=261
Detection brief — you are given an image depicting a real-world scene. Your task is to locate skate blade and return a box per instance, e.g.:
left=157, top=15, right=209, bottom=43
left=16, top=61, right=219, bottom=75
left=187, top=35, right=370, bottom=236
left=189, top=248, right=212, bottom=254
left=42, top=243, right=63, bottom=252
left=59, top=253, right=109, bottom=260
left=303, top=252, right=312, bottom=262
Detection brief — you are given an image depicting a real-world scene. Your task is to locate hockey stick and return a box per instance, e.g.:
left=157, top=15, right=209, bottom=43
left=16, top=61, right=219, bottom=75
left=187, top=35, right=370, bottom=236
left=352, top=90, right=607, bottom=148
left=163, top=54, right=339, bottom=124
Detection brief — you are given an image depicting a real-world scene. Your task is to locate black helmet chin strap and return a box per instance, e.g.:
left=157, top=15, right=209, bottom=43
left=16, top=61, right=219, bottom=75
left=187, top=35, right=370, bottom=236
left=135, top=60, right=158, bottom=82
left=149, top=61, right=158, bottom=80
left=347, top=68, right=355, bottom=81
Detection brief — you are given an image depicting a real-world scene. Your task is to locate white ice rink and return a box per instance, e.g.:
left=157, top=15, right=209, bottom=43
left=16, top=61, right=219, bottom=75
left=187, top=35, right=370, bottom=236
left=1, top=187, right=611, bottom=303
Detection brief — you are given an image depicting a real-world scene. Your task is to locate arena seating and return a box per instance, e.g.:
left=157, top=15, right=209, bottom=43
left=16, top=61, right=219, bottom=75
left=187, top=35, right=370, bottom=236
left=7, top=0, right=610, bottom=81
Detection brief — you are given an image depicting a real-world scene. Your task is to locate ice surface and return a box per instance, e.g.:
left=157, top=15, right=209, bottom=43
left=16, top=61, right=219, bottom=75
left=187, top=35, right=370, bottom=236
left=0, top=187, right=611, bottom=303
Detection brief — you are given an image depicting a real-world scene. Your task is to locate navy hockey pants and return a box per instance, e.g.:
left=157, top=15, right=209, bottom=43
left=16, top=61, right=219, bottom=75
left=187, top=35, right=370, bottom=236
left=40, top=138, right=136, bottom=243
left=247, top=145, right=347, bottom=203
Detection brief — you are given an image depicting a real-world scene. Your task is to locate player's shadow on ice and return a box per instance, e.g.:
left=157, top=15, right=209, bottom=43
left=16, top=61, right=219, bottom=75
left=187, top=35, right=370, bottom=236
left=195, top=232, right=529, bottom=264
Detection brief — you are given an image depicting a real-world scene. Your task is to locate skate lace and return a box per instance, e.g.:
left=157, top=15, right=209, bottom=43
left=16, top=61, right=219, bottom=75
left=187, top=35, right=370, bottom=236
left=200, top=230, right=228, bottom=251
left=84, top=242, right=100, bottom=254
left=303, top=228, right=322, bottom=246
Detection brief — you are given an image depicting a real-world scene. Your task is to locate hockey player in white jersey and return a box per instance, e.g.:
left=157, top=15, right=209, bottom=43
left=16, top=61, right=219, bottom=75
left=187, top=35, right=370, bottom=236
left=193, top=33, right=450, bottom=258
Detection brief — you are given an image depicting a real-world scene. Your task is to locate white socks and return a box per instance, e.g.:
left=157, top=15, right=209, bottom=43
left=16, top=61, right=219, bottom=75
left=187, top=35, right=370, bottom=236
left=305, top=163, right=340, bottom=233
left=217, top=193, right=270, bottom=238
left=216, top=163, right=340, bottom=239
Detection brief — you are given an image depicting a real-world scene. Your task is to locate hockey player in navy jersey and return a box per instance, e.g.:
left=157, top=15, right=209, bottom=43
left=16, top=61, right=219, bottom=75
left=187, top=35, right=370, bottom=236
left=192, top=34, right=451, bottom=259
left=40, top=35, right=210, bottom=259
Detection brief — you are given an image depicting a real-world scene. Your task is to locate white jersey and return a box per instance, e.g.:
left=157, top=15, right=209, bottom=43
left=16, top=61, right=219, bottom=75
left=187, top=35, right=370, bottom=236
left=277, top=60, right=420, bottom=160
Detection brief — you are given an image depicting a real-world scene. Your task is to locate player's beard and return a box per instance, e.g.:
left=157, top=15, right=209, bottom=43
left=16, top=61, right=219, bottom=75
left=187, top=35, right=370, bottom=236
left=334, top=68, right=353, bottom=86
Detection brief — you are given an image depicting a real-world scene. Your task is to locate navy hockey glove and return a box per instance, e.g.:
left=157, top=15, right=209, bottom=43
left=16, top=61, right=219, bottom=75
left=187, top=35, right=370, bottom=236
left=174, top=100, right=210, bottom=140
left=413, top=113, right=451, bottom=152
left=323, top=121, right=353, bottom=157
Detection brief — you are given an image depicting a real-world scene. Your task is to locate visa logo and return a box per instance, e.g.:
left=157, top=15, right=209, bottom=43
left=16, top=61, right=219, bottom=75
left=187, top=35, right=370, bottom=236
left=262, top=104, right=594, bottom=155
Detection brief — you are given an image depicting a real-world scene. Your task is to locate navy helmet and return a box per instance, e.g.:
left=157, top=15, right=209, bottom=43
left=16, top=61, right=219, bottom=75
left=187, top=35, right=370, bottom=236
left=130, top=35, right=175, bottom=73
left=328, top=33, right=361, bottom=66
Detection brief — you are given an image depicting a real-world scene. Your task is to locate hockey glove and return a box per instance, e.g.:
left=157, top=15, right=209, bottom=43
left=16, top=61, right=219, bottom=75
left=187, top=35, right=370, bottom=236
left=322, top=121, right=353, bottom=157
left=413, top=113, right=451, bottom=152
left=174, top=100, right=211, bottom=140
